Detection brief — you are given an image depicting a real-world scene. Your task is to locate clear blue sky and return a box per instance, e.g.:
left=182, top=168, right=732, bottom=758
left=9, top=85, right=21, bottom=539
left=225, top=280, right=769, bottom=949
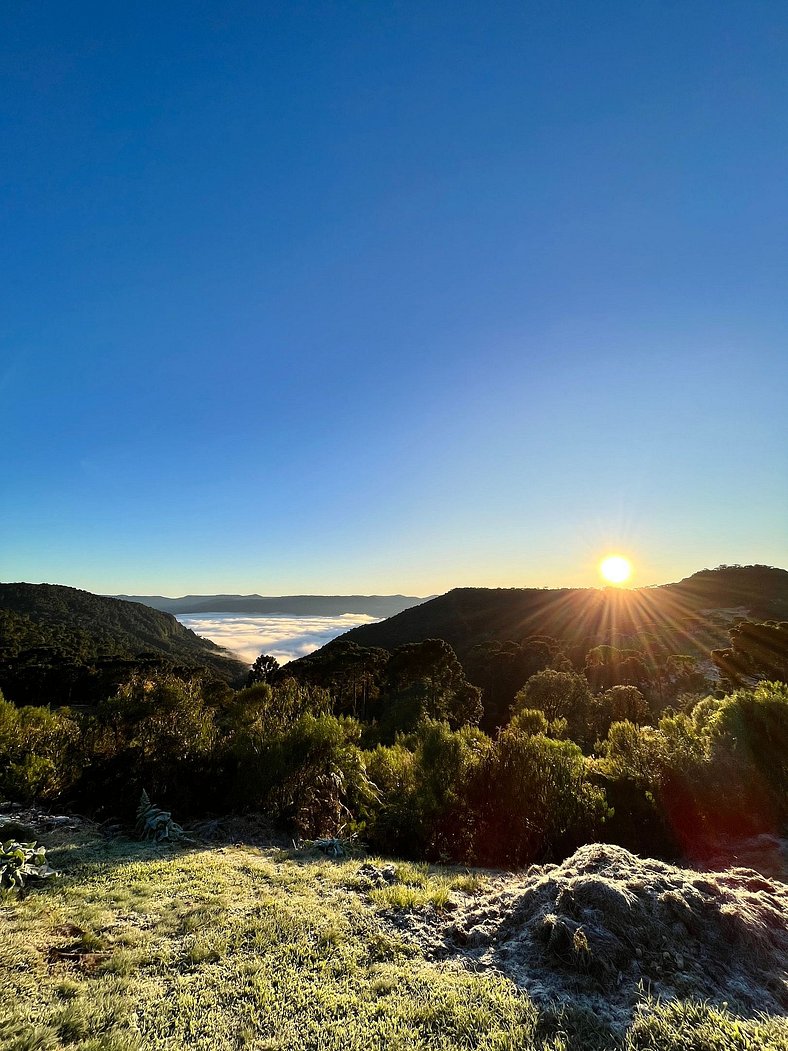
left=1, top=1, right=786, bottom=595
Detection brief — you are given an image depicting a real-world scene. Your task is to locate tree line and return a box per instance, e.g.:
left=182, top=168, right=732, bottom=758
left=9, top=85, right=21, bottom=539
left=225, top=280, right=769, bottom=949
left=1, top=627, right=786, bottom=868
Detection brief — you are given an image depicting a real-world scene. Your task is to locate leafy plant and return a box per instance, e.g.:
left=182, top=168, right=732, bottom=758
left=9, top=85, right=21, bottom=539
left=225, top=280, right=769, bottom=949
left=0, top=839, right=57, bottom=896
left=135, top=789, right=184, bottom=842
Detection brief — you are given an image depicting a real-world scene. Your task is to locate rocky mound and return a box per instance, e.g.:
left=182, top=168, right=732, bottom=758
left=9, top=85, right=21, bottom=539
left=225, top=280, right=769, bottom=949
left=385, top=844, right=788, bottom=1033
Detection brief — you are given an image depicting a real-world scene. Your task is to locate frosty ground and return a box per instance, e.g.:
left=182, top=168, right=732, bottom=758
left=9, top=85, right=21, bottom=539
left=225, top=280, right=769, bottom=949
left=1, top=813, right=787, bottom=1051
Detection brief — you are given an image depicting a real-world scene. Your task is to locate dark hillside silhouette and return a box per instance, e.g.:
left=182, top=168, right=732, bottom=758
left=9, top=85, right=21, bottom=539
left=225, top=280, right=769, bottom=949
left=307, top=566, right=788, bottom=665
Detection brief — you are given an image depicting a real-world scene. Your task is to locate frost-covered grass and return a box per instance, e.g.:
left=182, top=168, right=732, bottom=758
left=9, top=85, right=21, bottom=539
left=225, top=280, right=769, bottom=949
left=0, top=828, right=785, bottom=1051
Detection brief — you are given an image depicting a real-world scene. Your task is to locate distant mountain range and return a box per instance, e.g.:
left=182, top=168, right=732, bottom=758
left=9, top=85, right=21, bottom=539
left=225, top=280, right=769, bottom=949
left=297, top=565, right=788, bottom=665
left=113, top=594, right=428, bottom=617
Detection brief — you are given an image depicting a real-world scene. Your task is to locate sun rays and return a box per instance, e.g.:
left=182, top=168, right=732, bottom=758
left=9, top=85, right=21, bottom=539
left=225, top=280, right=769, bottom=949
left=600, top=555, right=633, bottom=585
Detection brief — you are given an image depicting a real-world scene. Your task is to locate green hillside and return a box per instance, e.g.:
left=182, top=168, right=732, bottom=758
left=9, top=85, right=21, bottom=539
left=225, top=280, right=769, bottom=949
left=0, top=583, right=247, bottom=705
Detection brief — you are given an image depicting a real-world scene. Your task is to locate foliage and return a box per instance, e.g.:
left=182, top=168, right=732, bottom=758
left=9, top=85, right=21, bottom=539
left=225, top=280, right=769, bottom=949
left=592, top=685, right=650, bottom=740
left=378, top=640, right=482, bottom=737
left=585, top=645, right=650, bottom=693
left=509, top=706, right=549, bottom=735
left=2, top=637, right=786, bottom=872
left=366, top=721, right=488, bottom=859
left=223, top=679, right=339, bottom=820
left=600, top=681, right=788, bottom=850
left=464, top=636, right=559, bottom=731
left=286, top=641, right=390, bottom=718
left=0, top=839, right=56, bottom=896
left=711, top=620, right=788, bottom=687
left=703, top=681, right=788, bottom=828
left=467, top=728, right=609, bottom=867
left=135, top=789, right=184, bottom=842
left=247, top=653, right=281, bottom=686
left=512, top=669, right=593, bottom=745
left=224, top=677, right=331, bottom=736
left=602, top=720, right=662, bottom=787
left=0, top=583, right=246, bottom=706
left=237, top=711, right=376, bottom=837
left=89, top=673, right=217, bottom=808
left=0, top=692, right=82, bottom=801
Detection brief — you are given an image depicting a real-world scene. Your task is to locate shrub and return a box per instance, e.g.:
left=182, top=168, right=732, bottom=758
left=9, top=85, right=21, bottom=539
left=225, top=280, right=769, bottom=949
left=91, top=673, right=217, bottom=809
left=1, top=840, right=57, bottom=896
left=509, top=708, right=548, bottom=736
left=0, top=692, right=82, bottom=802
left=602, top=720, right=662, bottom=787
left=135, top=790, right=184, bottom=842
left=703, top=681, right=788, bottom=829
left=365, top=722, right=489, bottom=860
left=600, top=682, right=788, bottom=850
left=248, top=713, right=376, bottom=837
left=467, top=728, right=609, bottom=867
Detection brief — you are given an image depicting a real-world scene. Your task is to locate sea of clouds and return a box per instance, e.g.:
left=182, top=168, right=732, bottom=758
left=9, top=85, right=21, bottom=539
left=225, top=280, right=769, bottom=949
left=176, top=612, right=379, bottom=666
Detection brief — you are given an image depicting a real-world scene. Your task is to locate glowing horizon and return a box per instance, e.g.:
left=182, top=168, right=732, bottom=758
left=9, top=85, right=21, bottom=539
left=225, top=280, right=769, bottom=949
left=8, top=557, right=786, bottom=602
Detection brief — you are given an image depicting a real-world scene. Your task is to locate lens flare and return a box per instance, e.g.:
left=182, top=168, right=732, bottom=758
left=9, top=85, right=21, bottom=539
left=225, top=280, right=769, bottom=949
left=600, top=555, right=632, bottom=585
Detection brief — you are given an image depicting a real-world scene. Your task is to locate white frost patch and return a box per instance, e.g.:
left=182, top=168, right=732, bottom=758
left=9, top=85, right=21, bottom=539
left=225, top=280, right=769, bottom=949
left=378, top=844, right=788, bottom=1034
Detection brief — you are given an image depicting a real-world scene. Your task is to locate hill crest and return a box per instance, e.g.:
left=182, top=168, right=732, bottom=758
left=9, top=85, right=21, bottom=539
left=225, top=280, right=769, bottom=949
left=298, top=565, right=788, bottom=664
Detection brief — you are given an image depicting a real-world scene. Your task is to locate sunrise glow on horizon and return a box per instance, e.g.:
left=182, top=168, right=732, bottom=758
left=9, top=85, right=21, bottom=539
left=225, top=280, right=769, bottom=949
left=599, top=556, right=633, bottom=586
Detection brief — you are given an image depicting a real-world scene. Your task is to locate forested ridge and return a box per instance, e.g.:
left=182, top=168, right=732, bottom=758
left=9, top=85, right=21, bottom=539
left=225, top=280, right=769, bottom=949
left=290, top=564, right=788, bottom=732
left=316, top=565, right=788, bottom=662
left=0, top=583, right=247, bottom=705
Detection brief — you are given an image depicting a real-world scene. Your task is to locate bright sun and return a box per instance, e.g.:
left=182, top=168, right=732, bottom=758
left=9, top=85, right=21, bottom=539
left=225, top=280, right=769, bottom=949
left=600, top=555, right=632, bottom=585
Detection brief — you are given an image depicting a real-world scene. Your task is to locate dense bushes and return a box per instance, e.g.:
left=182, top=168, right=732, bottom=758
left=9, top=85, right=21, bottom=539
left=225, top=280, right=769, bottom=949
left=365, top=721, right=488, bottom=859
left=467, top=729, right=609, bottom=867
left=1, top=667, right=786, bottom=869
left=85, top=673, right=217, bottom=810
left=0, top=692, right=81, bottom=801
left=247, top=712, right=374, bottom=836
left=600, top=682, right=788, bottom=852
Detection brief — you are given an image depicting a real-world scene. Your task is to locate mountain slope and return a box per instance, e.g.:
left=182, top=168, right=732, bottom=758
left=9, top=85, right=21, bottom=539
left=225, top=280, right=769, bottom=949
left=0, top=583, right=247, bottom=692
left=301, top=566, right=788, bottom=664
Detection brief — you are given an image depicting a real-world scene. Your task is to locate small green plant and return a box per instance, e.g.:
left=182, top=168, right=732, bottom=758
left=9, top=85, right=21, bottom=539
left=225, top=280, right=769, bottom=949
left=135, top=790, right=184, bottom=842
left=449, top=871, right=487, bottom=894
left=370, top=878, right=453, bottom=911
left=0, top=839, right=57, bottom=896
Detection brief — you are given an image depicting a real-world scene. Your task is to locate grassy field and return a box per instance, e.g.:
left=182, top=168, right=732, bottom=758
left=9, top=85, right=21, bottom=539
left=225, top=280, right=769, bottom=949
left=1, top=827, right=786, bottom=1051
